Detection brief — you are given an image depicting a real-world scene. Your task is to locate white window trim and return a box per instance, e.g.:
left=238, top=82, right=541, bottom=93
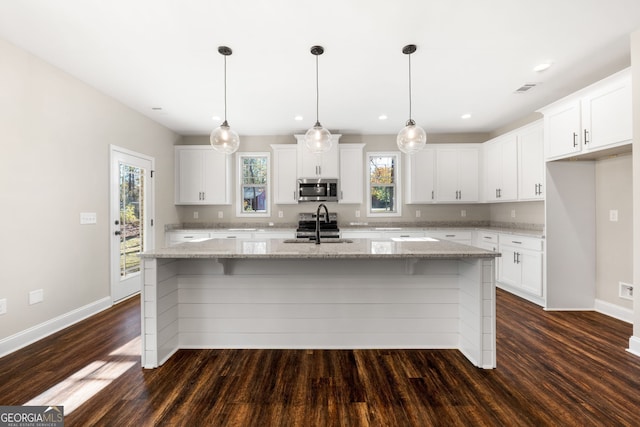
left=236, top=152, right=271, bottom=218
left=366, top=151, right=402, bottom=217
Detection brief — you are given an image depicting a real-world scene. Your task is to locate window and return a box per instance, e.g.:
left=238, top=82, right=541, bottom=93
left=367, top=152, right=401, bottom=216
left=237, top=153, right=270, bottom=217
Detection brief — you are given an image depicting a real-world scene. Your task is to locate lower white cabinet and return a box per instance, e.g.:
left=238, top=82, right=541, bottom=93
left=166, top=231, right=211, bottom=246
left=498, top=234, right=544, bottom=302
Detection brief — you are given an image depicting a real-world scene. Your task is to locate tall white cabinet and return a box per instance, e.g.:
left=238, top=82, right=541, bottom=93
left=174, top=146, right=231, bottom=205
left=484, top=134, right=518, bottom=202
left=271, top=144, right=298, bottom=204
left=405, top=148, right=436, bottom=204
left=339, top=144, right=365, bottom=204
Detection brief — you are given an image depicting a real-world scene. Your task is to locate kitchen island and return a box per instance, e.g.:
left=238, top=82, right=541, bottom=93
left=140, top=237, right=499, bottom=369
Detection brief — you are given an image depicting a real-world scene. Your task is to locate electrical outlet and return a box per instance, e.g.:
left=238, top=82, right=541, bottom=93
left=355, top=210, right=360, bottom=218
left=278, top=210, right=283, bottom=218
left=619, top=282, right=634, bottom=300
left=193, top=211, right=199, bottom=219
left=416, top=210, right=421, bottom=218
left=218, top=211, right=223, bottom=219
left=0, top=298, right=6, bottom=315
left=609, top=210, right=619, bottom=222
left=29, top=289, right=43, bottom=305
left=461, top=210, right=466, bottom=217
left=511, top=209, right=516, bottom=218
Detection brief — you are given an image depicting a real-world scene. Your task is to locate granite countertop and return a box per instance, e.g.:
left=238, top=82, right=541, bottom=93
left=142, top=237, right=500, bottom=260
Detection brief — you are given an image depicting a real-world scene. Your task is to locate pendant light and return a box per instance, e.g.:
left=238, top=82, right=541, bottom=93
left=304, top=45, right=332, bottom=154
left=210, top=46, right=240, bottom=154
left=397, top=44, right=426, bottom=154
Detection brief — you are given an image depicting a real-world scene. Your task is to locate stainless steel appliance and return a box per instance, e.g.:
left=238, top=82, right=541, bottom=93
left=296, top=212, right=340, bottom=239
left=297, top=178, right=339, bottom=202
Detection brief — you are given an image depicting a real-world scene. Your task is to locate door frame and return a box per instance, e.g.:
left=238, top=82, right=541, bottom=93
left=109, top=145, right=155, bottom=303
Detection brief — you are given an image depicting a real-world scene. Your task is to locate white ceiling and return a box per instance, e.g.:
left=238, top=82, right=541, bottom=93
left=1, top=0, right=640, bottom=137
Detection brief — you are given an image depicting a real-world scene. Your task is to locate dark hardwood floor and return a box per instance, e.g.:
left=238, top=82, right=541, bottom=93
left=1, top=289, right=639, bottom=426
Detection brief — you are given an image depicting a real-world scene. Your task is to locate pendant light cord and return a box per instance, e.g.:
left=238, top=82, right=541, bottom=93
left=408, top=53, right=412, bottom=122
left=315, top=54, right=320, bottom=124
left=223, top=54, right=228, bottom=123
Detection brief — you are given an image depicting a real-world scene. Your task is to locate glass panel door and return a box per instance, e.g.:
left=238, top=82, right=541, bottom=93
left=119, top=163, right=144, bottom=279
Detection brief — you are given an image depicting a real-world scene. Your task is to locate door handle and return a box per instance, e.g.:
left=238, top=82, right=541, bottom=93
left=114, top=230, right=122, bottom=236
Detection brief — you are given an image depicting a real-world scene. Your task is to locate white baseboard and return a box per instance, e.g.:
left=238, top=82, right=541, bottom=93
left=628, top=336, right=640, bottom=358
left=594, top=299, right=633, bottom=323
left=0, top=297, right=112, bottom=358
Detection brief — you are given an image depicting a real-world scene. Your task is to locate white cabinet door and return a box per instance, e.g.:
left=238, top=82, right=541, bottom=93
left=456, top=149, right=479, bottom=202
left=175, top=146, right=231, bottom=205
left=436, top=149, right=459, bottom=202
left=484, top=136, right=516, bottom=202
left=498, top=246, right=521, bottom=286
left=518, top=121, right=544, bottom=200
left=339, top=144, right=365, bottom=204
left=544, top=101, right=581, bottom=159
left=296, top=134, right=340, bottom=178
left=405, top=148, right=436, bottom=204
left=582, top=78, right=632, bottom=150
left=520, top=249, right=543, bottom=297
left=271, top=144, right=298, bottom=204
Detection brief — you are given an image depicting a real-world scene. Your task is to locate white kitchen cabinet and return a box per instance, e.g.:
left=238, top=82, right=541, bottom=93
left=498, top=234, right=544, bottom=303
left=210, top=230, right=254, bottom=239
left=405, top=148, right=436, bottom=204
left=175, top=146, right=231, bottom=205
left=295, top=134, right=341, bottom=178
left=339, top=143, right=365, bottom=204
left=271, top=144, right=298, bottom=204
left=436, top=147, right=479, bottom=202
left=540, top=68, right=631, bottom=161
left=517, top=121, right=545, bottom=200
left=484, top=134, right=518, bottom=202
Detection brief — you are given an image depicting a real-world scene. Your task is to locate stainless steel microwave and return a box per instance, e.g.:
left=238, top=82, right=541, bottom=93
left=297, top=178, right=339, bottom=202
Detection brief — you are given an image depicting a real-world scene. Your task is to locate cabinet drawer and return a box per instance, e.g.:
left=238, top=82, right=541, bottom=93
left=476, top=231, right=498, bottom=243
left=426, top=230, right=473, bottom=243
left=168, top=232, right=210, bottom=245
left=499, top=234, right=543, bottom=251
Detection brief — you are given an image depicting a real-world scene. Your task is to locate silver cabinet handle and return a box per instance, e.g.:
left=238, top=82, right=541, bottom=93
left=584, top=129, right=589, bottom=145
left=431, top=190, right=434, bottom=200
left=573, top=132, right=578, bottom=147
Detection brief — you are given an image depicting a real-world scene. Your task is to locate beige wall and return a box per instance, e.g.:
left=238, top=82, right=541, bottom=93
left=596, top=154, right=633, bottom=309
left=0, top=37, right=180, bottom=340
left=632, top=29, right=640, bottom=338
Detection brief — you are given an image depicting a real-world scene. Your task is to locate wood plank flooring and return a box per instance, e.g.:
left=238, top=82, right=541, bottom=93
left=1, top=289, right=640, bottom=426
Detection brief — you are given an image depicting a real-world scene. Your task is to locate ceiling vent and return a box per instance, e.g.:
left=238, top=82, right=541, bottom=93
left=514, top=83, right=538, bottom=94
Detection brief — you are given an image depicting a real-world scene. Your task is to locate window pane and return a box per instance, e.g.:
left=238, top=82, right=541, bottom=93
left=243, top=185, right=267, bottom=212
left=370, top=156, right=395, bottom=184
left=119, top=164, right=143, bottom=278
left=242, top=157, right=267, bottom=184
left=371, top=185, right=395, bottom=212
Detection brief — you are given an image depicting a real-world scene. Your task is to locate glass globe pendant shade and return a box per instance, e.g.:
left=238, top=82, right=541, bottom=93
left=210, top=120, right=240, bottom=154
left=396, top=119, right=427, bottom=154
left=304, top=121, right=332, bottom=154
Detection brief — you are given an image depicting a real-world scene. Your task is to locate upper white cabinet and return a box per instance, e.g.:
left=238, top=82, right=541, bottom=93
left=540, top=68, right=631, bottom=161
left=405, top=148, right=436, bottom=204
left=484, top=134, right=518, bottom=202
left=517, top=121, right=544, bottom=200
left=339, top=143, right=365, bottom=204
left=295, top=134, right=340, bottom=178
left=271, top=144, right=298, bottom=204
left=436, top=146, right=479, bottom=202
left=175, top=146, right=231, bottom=205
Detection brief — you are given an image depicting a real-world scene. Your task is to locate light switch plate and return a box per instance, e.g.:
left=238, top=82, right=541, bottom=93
left=29, top=289, right=44, bottom=305
left=0, top=298, right=6, bottom=315
left=80, top=212, right=97, bottom=224
left=609, top=210, right=619, bottom=222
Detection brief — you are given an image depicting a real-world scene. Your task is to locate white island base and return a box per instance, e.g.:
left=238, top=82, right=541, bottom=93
left=142, top=251, right=496, bottom=370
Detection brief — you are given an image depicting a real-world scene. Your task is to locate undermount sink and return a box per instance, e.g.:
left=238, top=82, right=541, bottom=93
left=283, top=238, right=354, bottom=244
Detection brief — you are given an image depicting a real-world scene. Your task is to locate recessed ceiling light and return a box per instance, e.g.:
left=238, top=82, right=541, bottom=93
left=378, top=114, right=388, bottom=120
left=461, top=113, right=471, bottom=119
left=533, top=62, right=552, bottom=72
left=294, top=115, right=303, bottom=121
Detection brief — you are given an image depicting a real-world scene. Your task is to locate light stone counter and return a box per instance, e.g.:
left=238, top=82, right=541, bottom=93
left=142, top=237, right=499, bottom=260
left=141, top=237, right=498, bottom=371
